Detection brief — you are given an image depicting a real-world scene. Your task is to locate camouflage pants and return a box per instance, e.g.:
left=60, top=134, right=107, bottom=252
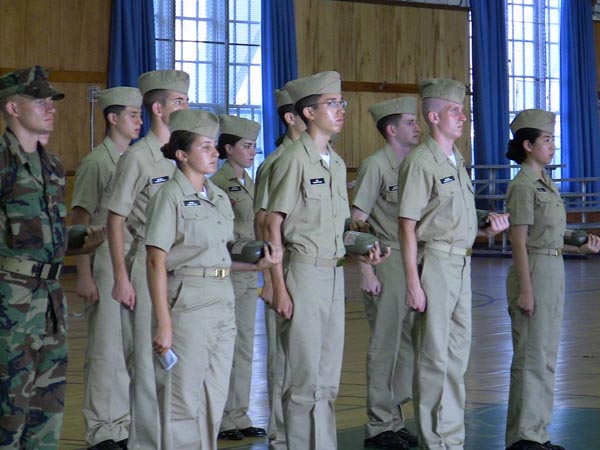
left=0, top=324, right=68, bottom=450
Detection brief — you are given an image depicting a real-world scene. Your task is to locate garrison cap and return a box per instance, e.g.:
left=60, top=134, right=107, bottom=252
left=419, top=78, right=465, bottom=104
left=510, top=109, right=556, bottom=135
left=369, top=97, right=417, bottom=124
left=275, top=88, right=293, bottom=109
left=137, top=69, right=190, bottom=96
left=169, top=109, right=219, bottom=139
left=0, top=65, right=64, bottom=101
left=285, top=71, right=341, bottom=104
left=97, top=87, right=142, bottom=110
left=219, top=115, right=261, bottom=141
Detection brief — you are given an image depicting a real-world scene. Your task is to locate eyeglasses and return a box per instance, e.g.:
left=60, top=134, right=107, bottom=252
left=309, top=100, right=348, bottom=110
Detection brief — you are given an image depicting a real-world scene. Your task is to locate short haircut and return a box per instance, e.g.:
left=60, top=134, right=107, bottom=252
left=142, top=89, right=170, bottom=116
left=277, top=104, right=296, bottom=126
left=421, top=97, right=447, bottom=123
left=294, top=94, right=322, bottom=124
left=216, top=133, right=242, bottom=159
left=102, top=105, right=126, bottom=127
left=506, top=127, right=543, bottom=164
left=376, top=114, right=403, bottom=138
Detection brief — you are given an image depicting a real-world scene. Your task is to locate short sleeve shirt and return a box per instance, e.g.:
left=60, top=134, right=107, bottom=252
left=397, top=136, right=477, bottom=248
left=210, top=161, right=255, bottom=240
left=254, top=136, right=292, bottom=214
left=267, top=132, right=349, bottom=258
left=352, top=143, right=401, bottom=249
left=107, top=131, right=176, bottom=240
left=506, top=163, right=565, bottom=249
left=145, top=170, right=235, bottom=270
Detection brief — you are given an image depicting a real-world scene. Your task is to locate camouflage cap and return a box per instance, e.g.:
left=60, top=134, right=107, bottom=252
left=510, top=109, right=556, bottom=134
left=275, top=88, right=293, bottom=109
left=137, top=69, right=190, bottom=96
left=97, top=87, right=142, bottom=110
left=368, top=97, right=417, bottom=124
left=169, top=109, right=219, bottom=139
left=285, top=71, right=341, bottom=104
left=419, top=78, right=466, bottom=104
left=0, top=65, right=64, bottom=101
left=219, top=115, right=261, bottom=141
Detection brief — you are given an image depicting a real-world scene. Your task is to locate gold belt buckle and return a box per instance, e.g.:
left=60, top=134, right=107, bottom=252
left=215, top=268, right=227, bottom=279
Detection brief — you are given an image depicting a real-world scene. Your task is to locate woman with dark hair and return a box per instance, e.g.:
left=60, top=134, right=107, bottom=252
left=144, top=109, right=278, bottom=450
left=210, top=115, right=268, bottom=440
left=504, top=109, right=600, bottom=450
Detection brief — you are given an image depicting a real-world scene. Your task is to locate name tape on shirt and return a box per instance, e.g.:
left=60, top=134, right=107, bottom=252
left=228, top=186, right=242, bottom=192
left=536, top=187, right=547, bottom=192
left=151, top=176, right=170, bottom=184
left=183, top=200, right=202, bottom=207
left=440, top=176, right=456, bottom=184
left=388, top=185, right=398, bottom=192
left=310, top=178, right=326, bottom=185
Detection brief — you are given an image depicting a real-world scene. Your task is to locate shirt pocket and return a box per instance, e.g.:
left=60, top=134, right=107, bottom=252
left=302, top=183, right=323, bottom=226
left=432, top=179, right=458, bottom=229
left=5, top=196, right=45, bottom=250
left=180, top=206, right=211, bottom=250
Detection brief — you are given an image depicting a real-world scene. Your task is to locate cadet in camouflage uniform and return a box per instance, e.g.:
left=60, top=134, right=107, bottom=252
left=106, top=70, right=189, bottom=450
left=72, top=87, right=143, bottom=450
left=253, top=87, right=305, bottom=450
left=0, top=66, right=103, bottom=450
left=504, top=110, right=600, bottom=450
left=211, top=115, right=267, bottom=440
left=352, top=97, right=420, bottom=450
left=265, top=71, right=384, bottom=450
left=397, top=78, right=509, bottom=450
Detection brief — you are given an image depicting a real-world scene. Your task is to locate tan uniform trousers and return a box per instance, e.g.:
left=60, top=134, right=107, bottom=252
left=280, top=260, right=345, bottom=450
left=121, top=241, right=159, bottom=450
left=505, top=254, right=565, bottom=447
left=221, top=271, right=259, bottom=431
left=265, top=305, right=287, bottom=449
left=413, top=248, right=472, bottom=450
left=82, top=244, right=130, bottom=445
left=363, top=249, right=415, bottom=438
left=154, top=275, right=236, bottom=450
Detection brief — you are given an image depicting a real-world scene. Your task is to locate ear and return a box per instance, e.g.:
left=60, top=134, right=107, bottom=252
left=523, top=139, right=534, bottom=153
left=4, top=100, right=19, bottom=118
left=427, top=110, right=439, bottom=124
left=174, top=149, right=188, bottom=164
left=225, top=143, right=234, bottom=157
left=284, top=111, right=296, bottom=126
left=152, top=101, right=162, bottom=118
left=302, top=106, right=315, bottom=122
left=385, top=123, right=397, bottom=137
left=107, top=112, right=119, bottom=127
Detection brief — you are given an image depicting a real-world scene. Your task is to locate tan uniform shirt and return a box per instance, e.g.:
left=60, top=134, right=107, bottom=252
left=72, top=137, right=132, bottom=241
left=506, top=163, right=566, bottom=248
left=211, top=161, right=255, bottom=241
left=267, top=132, right=349, bottom=259
left=352, top=143, right=401, bottom=250
left=254, top=136, right=293, bottom=214
left=397, top=136, right=477, bottom=248
left=145, top=169, right=234, bottom=270
left=107, top=131, right=175, bottom=240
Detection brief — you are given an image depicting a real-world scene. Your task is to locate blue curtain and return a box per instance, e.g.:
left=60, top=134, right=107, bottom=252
left=471, top=0, right=510, bottom=203
left=261, top=0, right=299, bottom=156
left=108, top=0, right=156, bottom=135
left=560, top=0, right=600, bottom=192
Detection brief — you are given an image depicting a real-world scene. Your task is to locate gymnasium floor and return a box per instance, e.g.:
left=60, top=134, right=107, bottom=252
left=59, top=255, right=600, bottom=450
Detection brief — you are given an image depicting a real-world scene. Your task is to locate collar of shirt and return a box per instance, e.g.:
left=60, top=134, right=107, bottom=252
left=423, top=135, right=465, bottom=168
left=221, top=160, right=250, bottom=185
left=143, top=131, right=164, bottom=163
left=519, top=162, right=558, bottom=193
left=99, top=136, right=123, bottom=165
left=382, top=143, right=401, bottom=170
left=3, top=127, right=58, bottom=173
left=300, top=131, right=342, bottom=169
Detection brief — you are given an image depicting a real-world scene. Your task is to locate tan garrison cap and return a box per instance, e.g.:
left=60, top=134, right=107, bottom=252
left=169, top=109, right=219, bottom=139
left=419, top=78, right=466, bottom=104
left=219, top=115, right=261, bottom=141
left=369, top=97, right=417, bottom=124
left=137, top=69, right=190, bottom=96
left=285, top=71, right=341, bottom=103
left=97, top=87, right=142, bottom=110
left=275, top=88, right=293, bottom=109
left=0, top=65, right=64, bottom=101
left=510, top=109, right=556, bottom=134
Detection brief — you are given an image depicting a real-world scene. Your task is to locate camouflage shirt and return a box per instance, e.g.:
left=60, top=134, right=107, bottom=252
left=0, top=128, right=68, bottom=334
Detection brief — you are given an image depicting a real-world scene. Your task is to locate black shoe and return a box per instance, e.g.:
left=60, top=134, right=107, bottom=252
left=116, top=439, right=128, bottom=450
left=364, top=431, right=409, bottom=449
left=218, top=429, right=245, bottom=440
left=88, top=440, right=123, bottom=450
left=396, top=428, right=418, bottom=447
left=239, top=426, right=267, bottom=437
left=506, top=440, right=547, bottom=450
left=542, top=442, right=565, bottom=450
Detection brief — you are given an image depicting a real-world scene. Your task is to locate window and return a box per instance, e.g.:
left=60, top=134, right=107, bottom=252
left=507, top=0, right=562, bottom=177
left=154, top=0, right=264, bottom=171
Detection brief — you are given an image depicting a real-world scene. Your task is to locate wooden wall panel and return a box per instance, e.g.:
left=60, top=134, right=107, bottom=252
left=0, top=0, right=110, bottom=172
left=294, top=0, right=471, bottom=167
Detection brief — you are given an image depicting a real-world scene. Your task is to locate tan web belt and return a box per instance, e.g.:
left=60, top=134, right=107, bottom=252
left=0, top=256, right=62, bottom=280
